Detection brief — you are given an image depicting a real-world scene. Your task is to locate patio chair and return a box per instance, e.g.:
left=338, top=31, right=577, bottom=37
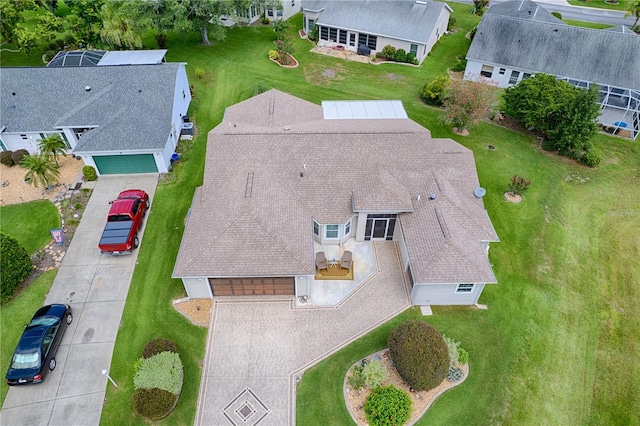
left=316, top=251, right=328, bottom=271
left=340, top=251, right=352, bottom=270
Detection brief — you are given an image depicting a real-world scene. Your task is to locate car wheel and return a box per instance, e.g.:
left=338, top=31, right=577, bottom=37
left=66, top=313, right=73, bottom=325
left=145, top=199, right=150, bottom=209
left=133, top=235, right=139, bottom=248
left=49, top=358, right=56, bottom=371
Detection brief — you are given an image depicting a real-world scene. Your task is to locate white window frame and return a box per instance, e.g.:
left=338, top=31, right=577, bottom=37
left=455, top=283, right=474, bottom=294
left=313, top=220, right=319, bottom=236
left=344, top=219, right=351, bottom=238
left=325, top=224, right=339, bottom=239
left=481, top=65, right=494, bottom=78
left=410, top=44, right=418, bottom=57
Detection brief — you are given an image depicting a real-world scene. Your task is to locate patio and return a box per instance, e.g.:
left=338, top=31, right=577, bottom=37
left=311, top=42, right=371, bottom=63
left=295, top=239, right=378, bottom=307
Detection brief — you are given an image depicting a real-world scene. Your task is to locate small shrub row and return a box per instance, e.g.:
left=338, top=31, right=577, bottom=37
left=0, top=233, right=33, bottom=303
left=376, top=45, right=418, bottom=65
left=12, top=149, right=29, bottom=165
left=364, top=385, right=412, bottom=426
left=443, top=335, right=469, bottom=367
left=142, top=337, right=178, bottom=359
left=134, top=351, right=183, bottom=395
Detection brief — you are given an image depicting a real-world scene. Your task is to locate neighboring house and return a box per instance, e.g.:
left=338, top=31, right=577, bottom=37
left=464, top=0, right=640, bottom=140
left=0, top=50, right=191, bottom=174
left=220, top=0, right=302, bottom=25
left=173, top=89, right=499, bottom=306
left=301, top=0, right=452, bottom=64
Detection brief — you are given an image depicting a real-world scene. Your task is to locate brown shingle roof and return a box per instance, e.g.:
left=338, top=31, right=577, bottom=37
left=174, top=90, right=498, bottom=283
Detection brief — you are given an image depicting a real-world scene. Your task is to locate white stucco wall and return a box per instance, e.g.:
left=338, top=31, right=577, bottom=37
left=1, top=132, right=43, bottom=153
left=411, top=282, right=487, bottom=305
left=464, top=60, right=535, bottom=88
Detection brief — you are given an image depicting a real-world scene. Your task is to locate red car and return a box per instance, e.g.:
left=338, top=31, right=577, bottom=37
left=98, top=190, right=149, bottom=255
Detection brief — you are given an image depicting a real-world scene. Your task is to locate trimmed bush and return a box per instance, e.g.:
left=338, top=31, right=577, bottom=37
left=406, top=53, right=416, bottom=64
left=551, top=11, right=562, bottom=20
left=580, top=147, right=603, bottom=167
left=268, top=49, right=280, bottom=60
left=0, top=150, right=14, bottom=166
left=82, top=165, right=97, bottom=181
left=134, top=351, right=183, bottom=394
left=381, top=45, right=396, bottom=60
left=0, top=233, right=33, bottom=302
left=12, top=149, right=29, bottom=165
left=133, top=388, right=176, bottom=420
left=452, top=57, right=467, bottom=72
left=362, top=360, right=389, bottom=389
left=388, top=321, right=450, bottom=391
left=142, top=337, right=178, bottom=358
left=421, top=75, right=450, bottom=106
left=364, top=385, right=412, bottom=426
left=348, top=363, right=366, bottom=390
left=394, top=49, right=407, bottom=63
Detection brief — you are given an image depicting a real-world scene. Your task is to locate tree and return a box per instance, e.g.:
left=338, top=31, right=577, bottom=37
left=504, top=74, right=601, bottom=162
left=441, top=80, right=495, bottom=132
left=38, top=134, right=67, bottom=165
left=1, top=0, right=62, bottom=53
left=421, top=75, right=450, bottom=106
left=0, top=0, right=36, bottom=48
left=472, top=0, right=489, bottom=15
left=21, top=154, right=60, bottom=189
left=100, top=0, right=148, bottom=49
left=273, top=18, right=288, bottom=43
left=65, top=0, right=105, bottom=46
left=625, top=0, right=640, bottom=30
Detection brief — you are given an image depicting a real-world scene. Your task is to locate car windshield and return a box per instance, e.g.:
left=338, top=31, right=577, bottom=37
left=27, top=316, right=59, bottom=327
left=11, top=351, right=40, bottom=369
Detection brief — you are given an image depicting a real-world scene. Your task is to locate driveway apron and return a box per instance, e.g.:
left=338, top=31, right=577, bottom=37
left=196, top=242, right=412, bottom=426
left=0, top=175, right=158, bottom=426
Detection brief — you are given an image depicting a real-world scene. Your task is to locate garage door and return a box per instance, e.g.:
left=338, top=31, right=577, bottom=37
left=209, top=277, right=295, bottom=296
left=93, top=154, right=158, bottom=174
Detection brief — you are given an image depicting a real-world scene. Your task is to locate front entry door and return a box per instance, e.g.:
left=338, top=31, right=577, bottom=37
left=365, top=214, right=397, bottom=241
left=348, top=32, right=357, bottom=49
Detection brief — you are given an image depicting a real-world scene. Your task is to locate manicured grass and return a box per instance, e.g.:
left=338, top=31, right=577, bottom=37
left=567, top=0, right=632, bottom=11
left=0, top=271, right=57, bottom=405
left=0, top=200, right=60, bottom=254
left=563, top=19, right=615, bottom=28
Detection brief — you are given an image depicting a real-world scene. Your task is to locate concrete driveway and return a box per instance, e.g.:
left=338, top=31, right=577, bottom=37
left=196, top=242, right=412, bottom=425
left=0, top=175, right=157, bottom=426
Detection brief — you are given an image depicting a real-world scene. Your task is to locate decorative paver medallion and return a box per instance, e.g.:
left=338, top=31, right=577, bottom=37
left=222, top=387, right=270, bottom=425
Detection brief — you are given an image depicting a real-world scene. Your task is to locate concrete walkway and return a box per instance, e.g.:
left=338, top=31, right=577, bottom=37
left=0, top=175, right=158, bottom=426
left=196, top=242, right=412, bottom=425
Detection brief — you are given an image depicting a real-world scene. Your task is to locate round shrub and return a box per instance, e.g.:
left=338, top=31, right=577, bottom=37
left=381, top=44, right=396, bottom=60
left=133, top=388, right=176, bottom=420
left=362, top=359, right=389, bottom=389
left=142, top=338, right=178, bottom=359
left=452, top=58, right=467, bottom=72
left=388, top=321, right=450, bottom=391
left=1, top=150, right=14, bottom=166
left=580, top=147, right=603, bottom=167
left=551, top=11, right=562, bottom=20
left=394, top=49, right=407, bottom=63
left=364, top=385, right=412, bottom=426
left=0, top=233, right=33, bottom=302
left=12, top=149, right=29, bottom=165
left=268, top=49, right=280, bottom=60
left=421, top=75, right=450, bottom=106
left=82, top=165, right=97, bottom=181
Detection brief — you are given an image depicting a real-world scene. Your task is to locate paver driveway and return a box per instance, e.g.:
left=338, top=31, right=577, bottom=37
left=196, top=242, right=412, bottom=425
left=0, top=175, right=157, bottom=426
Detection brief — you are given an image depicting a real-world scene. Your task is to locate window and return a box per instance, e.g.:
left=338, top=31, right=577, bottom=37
left=480, top=65, right=494, bottom=78
left=276, top=9, right=283, bottom=17
left=522, top=73, right=531, bottom=80
left=499, top=68, right=506, bottom=75
left=291, top=0, right=295, bottom=6
left=338, top=29, right=347, bottom=44
left=267, top=10, right=273, bottom=17
left=344, top=220, right=351, bottom=237
left=20, top=134, right=28, bottom=140
left=358, top=33, right=377, bottom=50
left=455, top=284, right=474, bottom=293
left=313, top=220, right=319, bottom=236
left=329, top=27, right=337, bottom=42
left=182, top=90, right=186, bottom=99
left=410, top=44, right=418, bottom=57
left=308, top=19, right=315, bottom=32
left=509, top=70, right=520, bottom=85
left=325, top=224, right=339, bottom=239
left=320, top=26, right=329, bottom=40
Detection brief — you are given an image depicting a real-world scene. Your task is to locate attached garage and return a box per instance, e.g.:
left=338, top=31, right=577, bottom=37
left=93, top=154, right=158, bottom=174
left=209, top=277, right=295, bottom=296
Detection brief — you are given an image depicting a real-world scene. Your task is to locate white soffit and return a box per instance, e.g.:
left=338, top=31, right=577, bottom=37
left=322, top=100, right=408, bottom=120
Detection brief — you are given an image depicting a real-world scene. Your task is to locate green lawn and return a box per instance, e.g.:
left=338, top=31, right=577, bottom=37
left=3, top=4, right=638, bottom=424
left=0, top=271, right=57, bottom=404
left=567, top=0, right=632, bottom=11
left=0, top=200, right=60, bottom=254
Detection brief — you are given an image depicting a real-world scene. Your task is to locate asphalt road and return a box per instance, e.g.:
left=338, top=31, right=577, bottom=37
left=450, top=0, right=636, bottom=27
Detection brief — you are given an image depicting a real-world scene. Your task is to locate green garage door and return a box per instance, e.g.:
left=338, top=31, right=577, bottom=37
left=93, top=154, right=158, bottom=174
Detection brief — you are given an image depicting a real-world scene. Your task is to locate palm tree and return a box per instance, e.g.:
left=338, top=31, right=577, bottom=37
left=38, top=134, right=67, bottom=166
left=21, top=154, right=60, bottom=190
left=626, top=0, right=640, bottom=30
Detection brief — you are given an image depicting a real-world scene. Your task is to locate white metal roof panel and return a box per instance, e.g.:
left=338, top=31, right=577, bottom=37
left=98, top=50, right=167, bottom=66
left=322, top=100, right=408, bottom=119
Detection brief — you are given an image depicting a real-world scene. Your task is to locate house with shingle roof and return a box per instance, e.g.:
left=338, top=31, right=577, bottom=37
left=173, top=89, right=499, bottom=306
left=0, top=54, right=191, bottom=174
left=464, top=0, right=640, bottom=140
left=302, top=0, right=452, bottom=64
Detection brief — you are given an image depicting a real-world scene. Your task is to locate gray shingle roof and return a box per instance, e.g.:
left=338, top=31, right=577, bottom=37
left=1, top=64, right=182, bottom=152
left=174, top=90, right=498, bottom=284
left=302, top=0, right=450, bottom=44
left=468, top=2, right=640, bottom=90
left=486, top=0, right=565, bottom=24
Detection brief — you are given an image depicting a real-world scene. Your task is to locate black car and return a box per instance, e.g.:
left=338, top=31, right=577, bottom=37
left=6, top=304, right=73, bottom=386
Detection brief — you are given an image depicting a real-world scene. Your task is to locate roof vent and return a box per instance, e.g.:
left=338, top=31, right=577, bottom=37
left=429, top=194, right=437, bottom=200
left=84, top=86, right=91, bottom=91
left=283, top=125, right=290, bottom=131
left=474, top=187, right=487, bottom=198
